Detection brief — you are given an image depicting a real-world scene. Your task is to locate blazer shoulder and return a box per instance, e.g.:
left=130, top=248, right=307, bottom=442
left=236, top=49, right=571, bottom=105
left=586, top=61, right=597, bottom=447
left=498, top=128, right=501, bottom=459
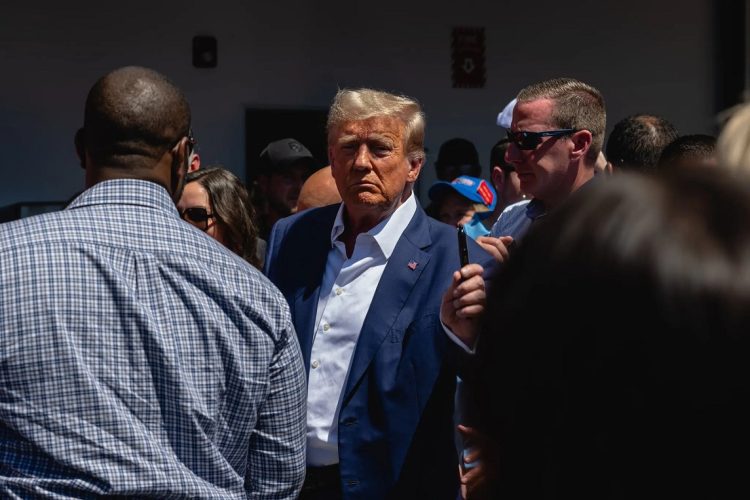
left=265, top=204, right=339, bottom=278
left=423, top=216, right=494, bottom=269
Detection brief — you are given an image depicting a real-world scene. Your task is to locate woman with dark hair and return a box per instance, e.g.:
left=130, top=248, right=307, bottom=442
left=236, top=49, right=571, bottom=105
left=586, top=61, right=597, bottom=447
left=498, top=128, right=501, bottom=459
left=475, top=167, right=750, bottom=498
left=177, top=166, right=262, bottom=269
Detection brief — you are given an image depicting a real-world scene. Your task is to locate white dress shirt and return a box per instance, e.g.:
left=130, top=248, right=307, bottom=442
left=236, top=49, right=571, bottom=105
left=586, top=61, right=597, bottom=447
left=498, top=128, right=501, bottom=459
left=306, top=194, right=417, bottom=466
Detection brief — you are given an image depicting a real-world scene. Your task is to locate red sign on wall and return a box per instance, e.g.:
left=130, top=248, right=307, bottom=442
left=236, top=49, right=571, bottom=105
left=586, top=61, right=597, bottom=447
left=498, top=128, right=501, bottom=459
left=452, top=27, right=486, bottom=88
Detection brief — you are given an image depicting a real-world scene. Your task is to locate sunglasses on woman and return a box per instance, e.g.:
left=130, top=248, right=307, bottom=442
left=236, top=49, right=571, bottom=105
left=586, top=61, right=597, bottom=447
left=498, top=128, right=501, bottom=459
left=180, top=207, right=216, bottom=231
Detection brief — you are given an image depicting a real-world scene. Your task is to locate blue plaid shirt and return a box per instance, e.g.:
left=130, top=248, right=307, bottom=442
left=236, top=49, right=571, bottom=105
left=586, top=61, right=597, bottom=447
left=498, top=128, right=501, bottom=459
left=0, top=179, right=306, bottom=499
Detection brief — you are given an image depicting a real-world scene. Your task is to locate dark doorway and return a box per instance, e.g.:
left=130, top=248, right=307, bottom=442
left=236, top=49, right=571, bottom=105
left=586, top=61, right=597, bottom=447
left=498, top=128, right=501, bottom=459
left=245, top=108, right=328, bottom=183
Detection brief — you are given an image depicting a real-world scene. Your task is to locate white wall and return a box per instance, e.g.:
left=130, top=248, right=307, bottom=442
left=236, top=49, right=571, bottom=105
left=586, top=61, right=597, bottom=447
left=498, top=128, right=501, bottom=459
left=0, top=0, right=716, bottom=206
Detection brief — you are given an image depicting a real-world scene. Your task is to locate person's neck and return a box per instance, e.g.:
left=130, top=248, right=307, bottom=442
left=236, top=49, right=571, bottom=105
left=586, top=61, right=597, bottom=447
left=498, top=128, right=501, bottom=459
left=86, top=167, right=168, bottom=192
left=339, top=195, right=408, bottom=258
left=542, top=160, right=595, bottom=211
left=339, top=210, right=384, bottom=258
left=84, top=150, right=177, bottom=198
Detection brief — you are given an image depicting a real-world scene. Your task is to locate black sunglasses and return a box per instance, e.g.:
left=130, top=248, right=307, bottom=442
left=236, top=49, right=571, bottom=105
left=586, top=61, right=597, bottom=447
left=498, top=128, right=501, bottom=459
left=180, top=207, right=215, bottom=231
left=506, top=128, right=578, bottom=150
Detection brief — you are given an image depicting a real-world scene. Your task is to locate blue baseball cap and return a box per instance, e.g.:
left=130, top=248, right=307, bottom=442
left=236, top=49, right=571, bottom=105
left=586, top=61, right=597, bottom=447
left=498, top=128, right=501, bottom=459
left=428, top=175, right=497, bottom=212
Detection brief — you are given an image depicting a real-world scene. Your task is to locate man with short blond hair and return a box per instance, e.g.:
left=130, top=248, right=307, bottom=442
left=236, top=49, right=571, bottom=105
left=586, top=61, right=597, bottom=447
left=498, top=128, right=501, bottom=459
left=478, top=77, right=606, bottom=261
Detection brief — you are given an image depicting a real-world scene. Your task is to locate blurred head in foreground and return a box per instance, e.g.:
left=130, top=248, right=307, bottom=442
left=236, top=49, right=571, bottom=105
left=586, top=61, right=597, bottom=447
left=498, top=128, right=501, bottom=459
left=477, top=167, right=750, bottom=498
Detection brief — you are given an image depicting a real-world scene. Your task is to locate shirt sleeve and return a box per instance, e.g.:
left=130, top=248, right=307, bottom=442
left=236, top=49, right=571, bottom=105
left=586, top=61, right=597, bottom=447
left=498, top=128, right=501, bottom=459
left=490, top=208, right=509, bottom=238
left=246, top=318, right=307, bottom=499
left=440, top=318, right=477, bottom=355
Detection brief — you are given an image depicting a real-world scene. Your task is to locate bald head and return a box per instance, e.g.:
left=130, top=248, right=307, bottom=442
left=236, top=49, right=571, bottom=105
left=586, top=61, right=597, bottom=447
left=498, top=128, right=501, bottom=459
left=81, top=66, right=191, bottom=170
left=605, top=114, right=678, bottom=171
left=297, top=166, right=342, bottom=212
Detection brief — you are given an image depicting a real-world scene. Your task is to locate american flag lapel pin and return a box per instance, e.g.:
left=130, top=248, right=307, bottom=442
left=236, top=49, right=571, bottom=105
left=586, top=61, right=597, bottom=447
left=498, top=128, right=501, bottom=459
left=407, top=260, right=418, bottom=270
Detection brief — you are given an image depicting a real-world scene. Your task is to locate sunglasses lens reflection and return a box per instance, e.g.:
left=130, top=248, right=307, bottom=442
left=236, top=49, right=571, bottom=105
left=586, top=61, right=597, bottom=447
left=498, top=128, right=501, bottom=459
left=507, top=129, right=577, bottom=150
left=507, top=131, right=540, bottom=150
left=182, top=207, right=211, bottom=230
left=185, top=208, right=209, bottom=222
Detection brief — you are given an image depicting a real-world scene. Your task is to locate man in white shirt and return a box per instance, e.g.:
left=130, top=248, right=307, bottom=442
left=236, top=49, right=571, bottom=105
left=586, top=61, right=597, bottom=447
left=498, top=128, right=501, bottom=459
left=265, top=88, right=490, bottom=499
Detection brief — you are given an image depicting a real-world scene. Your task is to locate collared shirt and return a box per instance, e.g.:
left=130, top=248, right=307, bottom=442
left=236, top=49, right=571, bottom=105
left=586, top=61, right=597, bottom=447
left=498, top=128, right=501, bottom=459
left=490, top=198, right=546, bottom=239
left=0, top=179, right=306, bottom=499
left=306, top=193, right=418, bottom=466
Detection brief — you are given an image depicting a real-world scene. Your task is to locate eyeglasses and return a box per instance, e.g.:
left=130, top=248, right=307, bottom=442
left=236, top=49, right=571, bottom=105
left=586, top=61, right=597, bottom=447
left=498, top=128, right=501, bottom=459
left=506, top=128, right=578, bottom=150
left=180, top=207, right=215, bottom=231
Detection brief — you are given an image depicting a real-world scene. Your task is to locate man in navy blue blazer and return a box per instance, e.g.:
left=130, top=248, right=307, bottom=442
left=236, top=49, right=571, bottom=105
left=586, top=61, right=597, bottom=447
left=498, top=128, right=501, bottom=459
left=265, top=88, right=491, bottom=499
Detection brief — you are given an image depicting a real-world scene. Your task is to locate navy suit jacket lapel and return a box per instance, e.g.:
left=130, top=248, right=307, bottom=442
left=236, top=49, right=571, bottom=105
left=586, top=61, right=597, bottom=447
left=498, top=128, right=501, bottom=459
left=293, top=205, right=338, bottom=372
left=342, top=206, right=433, bottom=403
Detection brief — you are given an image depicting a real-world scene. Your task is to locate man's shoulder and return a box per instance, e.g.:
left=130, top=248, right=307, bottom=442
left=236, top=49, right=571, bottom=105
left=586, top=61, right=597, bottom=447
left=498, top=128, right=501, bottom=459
left=273, top=204, right=338, bottom=235
left=0, top=209, right=73, bottom=253
left=267, top=204, right=338, bottom=256
left=265, top=204, right=339, bottom=279
left=0, top=204, right=291, bottom=332
left=409, top=212, right=493, bottom=269
left=0, top=203, right=265, bottom=284
left=502, top=199, right=532, bottom=216
left=491, top=199, right=533, bottom=237
left=422, top=214, right=457, bottom=245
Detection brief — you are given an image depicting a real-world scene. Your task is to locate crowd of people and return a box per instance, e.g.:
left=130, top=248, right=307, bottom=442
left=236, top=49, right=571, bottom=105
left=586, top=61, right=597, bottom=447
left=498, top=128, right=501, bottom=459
left=1, top=65, right=748, bottom=499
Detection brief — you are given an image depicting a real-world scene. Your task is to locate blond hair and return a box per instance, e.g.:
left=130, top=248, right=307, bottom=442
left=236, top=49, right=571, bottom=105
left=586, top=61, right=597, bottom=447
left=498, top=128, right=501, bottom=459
left=718, top=103, right=750, bottom=174
left=327, top=88, right=426, bottom=162
left=518, top=77, right=606, bottom=160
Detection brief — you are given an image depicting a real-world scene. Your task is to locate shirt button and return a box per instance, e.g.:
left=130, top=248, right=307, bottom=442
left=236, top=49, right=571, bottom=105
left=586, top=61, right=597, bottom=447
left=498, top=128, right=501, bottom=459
left=311, top=360, right=320, bottom=369
left=322, top=323, right=330, bottom=332
left=335, top=288, right=343, bottom=296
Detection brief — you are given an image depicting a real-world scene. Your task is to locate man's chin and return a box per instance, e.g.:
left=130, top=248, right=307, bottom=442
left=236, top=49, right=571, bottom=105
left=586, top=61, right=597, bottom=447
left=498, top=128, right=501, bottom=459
left=351, top=193, right=387, bottom=207
left=342, top=195, right=390, bottom=214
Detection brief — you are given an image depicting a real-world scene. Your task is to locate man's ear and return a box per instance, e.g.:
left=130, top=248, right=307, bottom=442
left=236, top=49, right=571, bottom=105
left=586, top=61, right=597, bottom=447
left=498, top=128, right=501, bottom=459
left=407, top=156, right=424, bottom=182
left=170, top=136, right=189, bottom=199
left=172, top=136, right=190, bottom=173
left=491, top=166, right=504, bottom=192
left=570, top=130, right=593, bottom=161
left=188, top=152, right=201, bottom=172
left=74, top=128, right=86, bottom=169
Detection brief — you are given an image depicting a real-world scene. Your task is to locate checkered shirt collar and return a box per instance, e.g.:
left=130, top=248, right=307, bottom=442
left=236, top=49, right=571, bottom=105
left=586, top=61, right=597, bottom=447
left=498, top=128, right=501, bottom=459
left=67, top=179, right=180, bottom=217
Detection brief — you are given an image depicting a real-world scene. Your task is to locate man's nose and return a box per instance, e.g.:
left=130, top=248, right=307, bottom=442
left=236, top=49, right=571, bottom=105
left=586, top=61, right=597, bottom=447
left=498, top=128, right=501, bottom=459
left=353, top=144, right=372, bottom=170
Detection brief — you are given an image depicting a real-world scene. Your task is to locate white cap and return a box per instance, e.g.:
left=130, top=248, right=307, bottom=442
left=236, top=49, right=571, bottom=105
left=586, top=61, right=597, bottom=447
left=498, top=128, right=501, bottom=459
left=496, top=98, right=517, bottom=129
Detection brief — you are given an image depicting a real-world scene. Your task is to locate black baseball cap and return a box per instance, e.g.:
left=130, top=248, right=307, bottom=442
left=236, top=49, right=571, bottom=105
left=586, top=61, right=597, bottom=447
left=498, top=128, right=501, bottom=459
left=259, top=138, right=315, bottom=173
